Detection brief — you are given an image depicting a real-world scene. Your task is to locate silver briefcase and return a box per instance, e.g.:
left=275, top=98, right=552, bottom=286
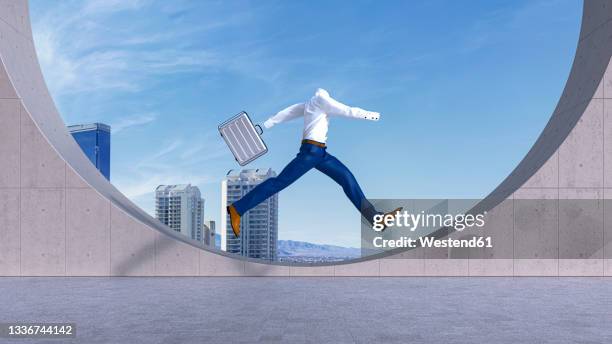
left=218, top=111, right=268, bottom=166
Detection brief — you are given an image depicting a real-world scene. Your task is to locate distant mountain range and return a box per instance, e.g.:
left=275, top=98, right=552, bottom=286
left=213, top=235, right=362, bottom=260
left=277, top=240, right=361, bottom=258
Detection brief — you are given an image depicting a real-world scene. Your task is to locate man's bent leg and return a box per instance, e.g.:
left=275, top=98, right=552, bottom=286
left=232, top=150, right=320, bottom=215
left=315, top=152, right=378, bottom=221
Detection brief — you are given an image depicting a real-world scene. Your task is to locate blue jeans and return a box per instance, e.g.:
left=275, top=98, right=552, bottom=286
left=232, top=142, right=378, bottom=222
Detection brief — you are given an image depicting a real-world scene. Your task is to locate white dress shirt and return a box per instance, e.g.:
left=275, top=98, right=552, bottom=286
left=262, top=88, right=380, bottom=143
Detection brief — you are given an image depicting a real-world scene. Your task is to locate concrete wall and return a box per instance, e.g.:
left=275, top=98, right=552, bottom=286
left=0, top=0, right=611, bottom=277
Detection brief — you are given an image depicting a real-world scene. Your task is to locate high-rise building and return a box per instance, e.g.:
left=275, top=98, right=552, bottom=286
left=67, top=123, right=111, bottom=180
left=203, top=220, right=216, bottom=248
left=221, top=169, right=278, bottom=260
left=155, top=184, right=205, bottom=242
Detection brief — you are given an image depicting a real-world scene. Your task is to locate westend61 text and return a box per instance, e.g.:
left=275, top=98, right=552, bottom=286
left=372, top=236, right=493, bottom=249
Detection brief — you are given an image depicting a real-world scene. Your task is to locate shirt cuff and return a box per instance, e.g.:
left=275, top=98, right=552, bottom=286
left=263, top=119, right=275, bottom=129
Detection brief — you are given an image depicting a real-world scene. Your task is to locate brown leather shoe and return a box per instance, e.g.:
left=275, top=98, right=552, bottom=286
left=380, top=207, right=403, bottom=231
left=227, top=204, right=241, bottom=237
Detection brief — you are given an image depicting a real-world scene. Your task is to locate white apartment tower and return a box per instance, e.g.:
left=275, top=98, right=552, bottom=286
left=155, top=184, right=205, bottom=242
left=221, top=169, right=278, bottom=260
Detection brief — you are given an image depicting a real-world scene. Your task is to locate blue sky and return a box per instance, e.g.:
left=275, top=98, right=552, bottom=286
left=30, top=0, right=581, bottom=247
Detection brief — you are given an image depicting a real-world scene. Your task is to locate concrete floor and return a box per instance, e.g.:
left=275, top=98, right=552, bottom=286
left=0, top=277, right=610, bottom=344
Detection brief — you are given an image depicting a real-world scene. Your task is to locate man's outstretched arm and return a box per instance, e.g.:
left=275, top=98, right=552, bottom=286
left=313, top=88, right=380, bottom=121
left=263, top=103, right=305, bottom=129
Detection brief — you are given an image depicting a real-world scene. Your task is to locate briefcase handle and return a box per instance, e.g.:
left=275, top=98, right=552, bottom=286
left=254, top=124, right=263, bottom=135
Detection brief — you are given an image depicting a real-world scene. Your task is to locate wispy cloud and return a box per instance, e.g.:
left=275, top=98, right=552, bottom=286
left=83, top=0, right=149, bottom=15
left=111, top=134, right=227, bottom=201
left=33, top=34, right=220, bottom=95
left=147, top=139, right=183, bottom=161
left=111, top=112, right=158, bottom=134
left=31, top=0, right=326, bottom=104
left=457, top=0, right=573, bottom=54
left=31, top=0, right=225, bottom=96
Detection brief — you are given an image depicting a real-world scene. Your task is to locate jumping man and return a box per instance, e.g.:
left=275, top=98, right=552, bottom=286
left=227, top=88, right=401, bottom=236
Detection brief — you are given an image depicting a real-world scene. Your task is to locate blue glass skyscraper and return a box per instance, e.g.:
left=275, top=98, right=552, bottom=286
left=67, top=123, right=111, bottom=181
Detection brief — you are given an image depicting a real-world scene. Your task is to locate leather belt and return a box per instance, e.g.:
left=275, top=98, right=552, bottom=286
left=301, top=139, right=326, bottom=148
